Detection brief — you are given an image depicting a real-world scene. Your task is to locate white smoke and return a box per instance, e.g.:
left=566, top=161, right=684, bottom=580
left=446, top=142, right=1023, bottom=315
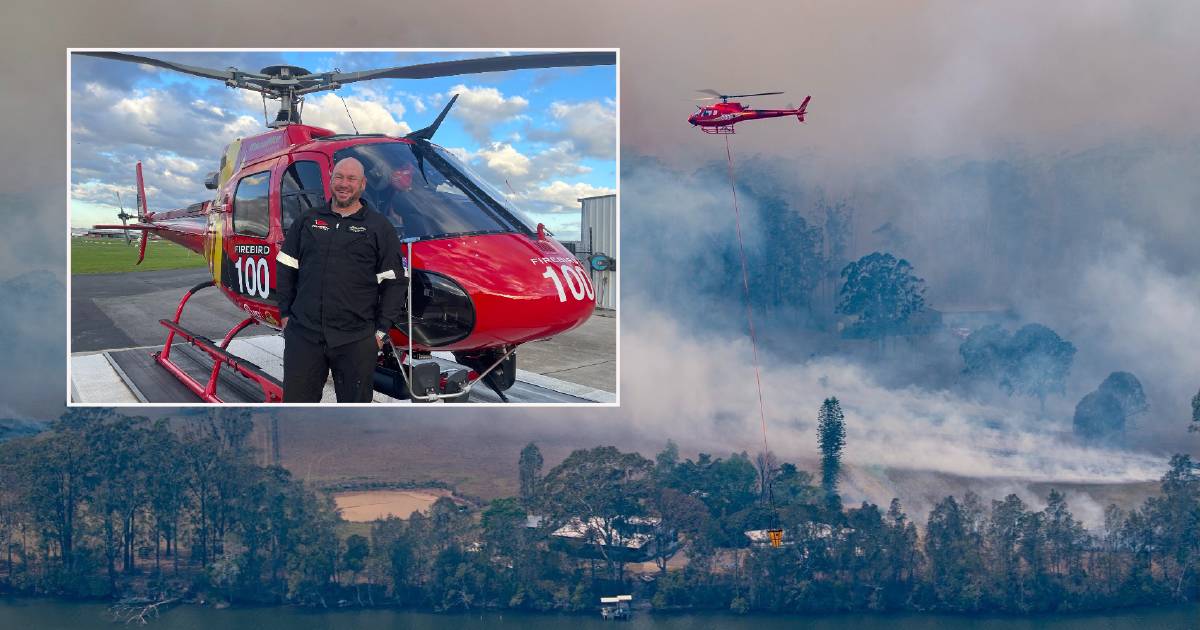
left=620, top=310, right=1166, bottom=484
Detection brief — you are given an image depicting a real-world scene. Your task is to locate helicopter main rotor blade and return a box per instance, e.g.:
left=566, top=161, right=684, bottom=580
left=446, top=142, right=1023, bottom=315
left=696, top=89, right=785, bottom=99
left=326, top=51, right=615, bottom=85
left=73, top=51, right=268, bottom=83
left=727, top=91, right=785, bottom=98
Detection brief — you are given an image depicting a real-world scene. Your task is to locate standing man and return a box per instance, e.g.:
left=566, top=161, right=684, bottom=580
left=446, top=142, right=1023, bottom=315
left=275, top=157, right=405, bottom=402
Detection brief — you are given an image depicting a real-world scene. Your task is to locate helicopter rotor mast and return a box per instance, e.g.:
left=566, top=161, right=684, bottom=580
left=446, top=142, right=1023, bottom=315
left=76, top=51, right=616, bottom=129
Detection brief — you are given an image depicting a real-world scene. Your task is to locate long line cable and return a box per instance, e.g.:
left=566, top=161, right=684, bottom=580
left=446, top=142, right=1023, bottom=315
left=724, top=134, right=771, bottom=460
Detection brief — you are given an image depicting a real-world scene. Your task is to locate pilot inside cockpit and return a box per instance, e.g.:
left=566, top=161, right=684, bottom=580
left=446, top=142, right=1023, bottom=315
left=369, top=162, right=432, bottom=239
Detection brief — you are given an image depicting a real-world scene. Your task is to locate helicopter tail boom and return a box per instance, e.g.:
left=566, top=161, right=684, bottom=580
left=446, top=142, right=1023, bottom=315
left=93, top=160, right=211, bottom=263
left=90, top=223, right=154, bottom=264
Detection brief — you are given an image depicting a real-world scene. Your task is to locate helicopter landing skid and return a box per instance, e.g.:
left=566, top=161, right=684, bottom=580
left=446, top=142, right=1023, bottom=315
left=701, top=125, right=735, bottom=134
left=154, top=281, right=284, bottom=403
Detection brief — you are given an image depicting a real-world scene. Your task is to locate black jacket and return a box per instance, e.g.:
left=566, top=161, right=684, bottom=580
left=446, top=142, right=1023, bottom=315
left=275, top=198, right=405, bottom=348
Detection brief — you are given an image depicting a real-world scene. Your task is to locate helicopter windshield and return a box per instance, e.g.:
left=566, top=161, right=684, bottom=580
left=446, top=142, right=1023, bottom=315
left=335, top=142, right=536, bottom=241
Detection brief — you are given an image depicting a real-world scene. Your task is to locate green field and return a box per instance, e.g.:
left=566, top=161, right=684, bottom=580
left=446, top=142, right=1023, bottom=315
left=71, top=236, right=207, bottom=274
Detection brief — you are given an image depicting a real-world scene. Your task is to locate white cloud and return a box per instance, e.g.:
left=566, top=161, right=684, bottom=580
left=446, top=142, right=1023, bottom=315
left=476, top=142, right=531, bottom=178
left=301, top=92, right=411, bottom=136
left=71, top=181, right=135, bottom=208
left=529, top=180, right=615, bottom=211
left=525, top=142, right=591, bottom=182
left=191, top=99, right=225, bottom=117
left=442, top=146, right=473, bottom=163
left=220, top=114, right=261, bottom=140
left=153, top=155, right=201, bottom=175
left=112, top=93, right=161, bottom=126
left=546, top=99, right=616, bottom=158
left=447, top=84, right=528, bottom=143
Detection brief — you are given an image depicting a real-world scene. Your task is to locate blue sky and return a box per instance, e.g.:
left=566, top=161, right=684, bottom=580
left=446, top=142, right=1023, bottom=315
left=69, top=50, right=616, bottom=240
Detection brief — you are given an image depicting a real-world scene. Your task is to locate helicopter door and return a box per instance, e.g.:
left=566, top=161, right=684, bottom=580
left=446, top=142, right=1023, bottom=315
left=275, top=153, right=329, bottom=234
left=224, top=165, right=277, bottom=316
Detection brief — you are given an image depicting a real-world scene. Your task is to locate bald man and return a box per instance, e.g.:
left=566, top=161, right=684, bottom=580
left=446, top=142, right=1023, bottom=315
left=275, top=157, right=405, bottom=402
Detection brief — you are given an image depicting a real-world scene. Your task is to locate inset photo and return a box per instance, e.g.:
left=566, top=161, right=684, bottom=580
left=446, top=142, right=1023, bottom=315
left=68, top=49, right=617, bottom=405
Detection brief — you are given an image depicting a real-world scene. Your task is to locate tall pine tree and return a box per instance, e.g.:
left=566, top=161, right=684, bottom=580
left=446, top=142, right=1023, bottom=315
left=518, top=442, right=543, bottom=509
left=817, top=397, right=847, bottom=502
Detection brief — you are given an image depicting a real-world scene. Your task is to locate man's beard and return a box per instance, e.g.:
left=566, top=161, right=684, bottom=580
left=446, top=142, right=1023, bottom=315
left=333, top=192, right=359, bottom=209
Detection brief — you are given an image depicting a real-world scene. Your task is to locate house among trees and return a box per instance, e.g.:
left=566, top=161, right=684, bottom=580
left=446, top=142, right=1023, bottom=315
left=551, top=516, right=677, bottom=562
left=745, top=528, right=794, bottom=548
left=746, top=523, right=862, bottom=554
left=599, top=594, right=632, bottom=620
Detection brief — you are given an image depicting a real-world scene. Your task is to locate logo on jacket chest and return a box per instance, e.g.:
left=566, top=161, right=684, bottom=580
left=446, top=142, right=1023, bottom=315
left=349, top=225, right=367, bottom=233
left=312, top=219, right=330, bottom=231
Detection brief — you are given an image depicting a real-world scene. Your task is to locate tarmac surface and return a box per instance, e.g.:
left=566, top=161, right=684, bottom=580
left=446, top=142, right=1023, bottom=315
left=70, top=267, right=616, bottom=403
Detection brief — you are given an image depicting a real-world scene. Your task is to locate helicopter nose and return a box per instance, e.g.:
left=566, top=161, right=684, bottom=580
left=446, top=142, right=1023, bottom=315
left=403, top=233, right=596, bottom=350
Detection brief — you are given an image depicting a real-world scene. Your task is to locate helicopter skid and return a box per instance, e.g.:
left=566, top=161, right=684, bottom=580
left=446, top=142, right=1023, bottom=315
left=154, top=282, right=283, bottom=403
left=700, top=125, right=735, bottom=134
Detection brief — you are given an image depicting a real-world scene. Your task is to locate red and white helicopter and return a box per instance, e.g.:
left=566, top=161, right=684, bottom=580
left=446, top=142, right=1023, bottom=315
left=688, top=89, right=810, bottom=134
left=78, top=51, right=615, bottom=403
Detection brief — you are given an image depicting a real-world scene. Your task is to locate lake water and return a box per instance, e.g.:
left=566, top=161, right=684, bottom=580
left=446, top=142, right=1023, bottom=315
left=1, top=599, right=1196, bottom=629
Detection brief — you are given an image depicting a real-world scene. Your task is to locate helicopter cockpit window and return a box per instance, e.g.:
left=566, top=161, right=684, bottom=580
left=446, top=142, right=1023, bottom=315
left=232, top=171, right=271, bottom=238
left=334, top=142, right=536, bottom=241
left=280, top=160, right=325, bottom=230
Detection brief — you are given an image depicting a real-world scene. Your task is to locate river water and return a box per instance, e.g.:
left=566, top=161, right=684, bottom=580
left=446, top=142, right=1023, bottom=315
left=1, top=599, right=1196, bottom=629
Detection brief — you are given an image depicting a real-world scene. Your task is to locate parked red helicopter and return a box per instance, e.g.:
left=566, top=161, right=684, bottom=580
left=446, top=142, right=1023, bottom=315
left=77, top=51, right=615, bottom=403
left=687, top=90, right=810, bottom=134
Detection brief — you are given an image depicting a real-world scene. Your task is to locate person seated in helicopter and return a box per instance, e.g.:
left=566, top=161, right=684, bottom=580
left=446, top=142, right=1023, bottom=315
left=370, top=162, right=438, bottom=239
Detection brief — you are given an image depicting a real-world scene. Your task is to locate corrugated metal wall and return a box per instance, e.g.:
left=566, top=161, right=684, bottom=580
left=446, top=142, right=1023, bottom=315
left=580, top=194, right=617, bottom=310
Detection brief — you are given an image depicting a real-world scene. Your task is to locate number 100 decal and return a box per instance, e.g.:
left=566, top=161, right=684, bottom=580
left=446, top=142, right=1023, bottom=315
left=542, top=264, right=594, bottom=302
left=234, top=256, right=271, bottom=299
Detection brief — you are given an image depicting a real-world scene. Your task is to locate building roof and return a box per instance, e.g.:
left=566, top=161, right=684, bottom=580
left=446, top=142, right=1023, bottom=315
left=578, top=193, right=617, bottom=202
left=551, top=516, right=659, bottom=550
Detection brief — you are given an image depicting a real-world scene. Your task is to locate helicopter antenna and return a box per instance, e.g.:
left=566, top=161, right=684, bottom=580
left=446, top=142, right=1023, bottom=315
left=336, top=92, right=359, bottom=134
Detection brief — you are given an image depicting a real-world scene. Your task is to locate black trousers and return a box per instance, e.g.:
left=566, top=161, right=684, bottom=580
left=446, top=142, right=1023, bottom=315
left=282, top=325, right=378, bottom=402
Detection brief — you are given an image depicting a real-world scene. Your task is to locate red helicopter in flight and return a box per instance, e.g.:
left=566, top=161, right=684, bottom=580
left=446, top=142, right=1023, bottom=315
left=688, top=90, right=811, bottom=134
left=77, top=51, right=615, bottom=404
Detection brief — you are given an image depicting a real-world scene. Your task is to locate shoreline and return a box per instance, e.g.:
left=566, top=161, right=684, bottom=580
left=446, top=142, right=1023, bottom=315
left=2, top=592, right=1197, bottom=622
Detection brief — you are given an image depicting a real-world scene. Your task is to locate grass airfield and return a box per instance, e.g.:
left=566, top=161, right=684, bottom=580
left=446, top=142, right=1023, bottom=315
left=71, top=236, right=205, bottom=274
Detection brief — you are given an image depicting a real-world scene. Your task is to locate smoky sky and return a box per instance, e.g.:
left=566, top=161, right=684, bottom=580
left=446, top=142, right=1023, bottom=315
left=1, top=1, right=1197, bottom=495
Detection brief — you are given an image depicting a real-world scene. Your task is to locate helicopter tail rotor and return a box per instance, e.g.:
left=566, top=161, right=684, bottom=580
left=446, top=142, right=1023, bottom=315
left=114, top=192, right=133, bottom=246
left=796, top=95, right=811, bottom=123
left=133, top=162, right=149, bottom=264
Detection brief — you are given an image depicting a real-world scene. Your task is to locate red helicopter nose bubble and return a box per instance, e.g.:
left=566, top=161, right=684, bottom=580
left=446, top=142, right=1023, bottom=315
left=399, top=233, right=595, bottom=350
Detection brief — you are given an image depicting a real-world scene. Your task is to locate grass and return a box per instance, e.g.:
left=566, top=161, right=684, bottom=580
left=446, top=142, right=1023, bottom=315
left=71, top=236, right=207, bottom=274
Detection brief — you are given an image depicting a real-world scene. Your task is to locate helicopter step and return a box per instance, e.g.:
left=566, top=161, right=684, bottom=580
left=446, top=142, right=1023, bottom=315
left=108, top=341, right=274, bottom=404
left=88, top=336, right=610, bottom=404
left=151, top=281, right=284, bottom=403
